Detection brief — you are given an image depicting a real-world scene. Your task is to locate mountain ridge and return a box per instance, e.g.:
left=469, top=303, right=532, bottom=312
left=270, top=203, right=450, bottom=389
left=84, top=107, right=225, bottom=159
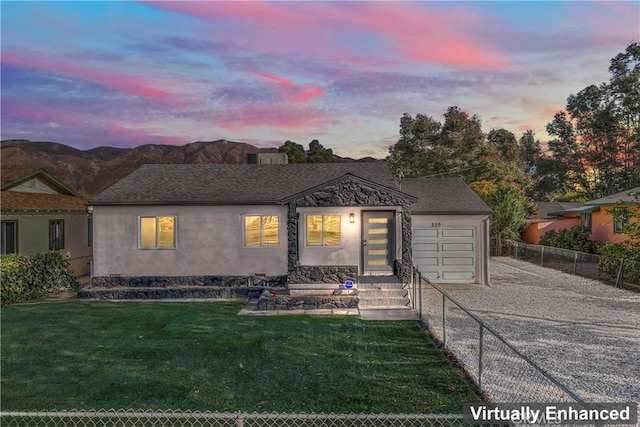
left=1, top=139, right=380, bottom=196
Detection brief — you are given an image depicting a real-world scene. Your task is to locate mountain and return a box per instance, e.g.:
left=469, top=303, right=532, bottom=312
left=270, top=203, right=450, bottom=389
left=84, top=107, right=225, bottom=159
left=1, top=139, right=379, bottom=196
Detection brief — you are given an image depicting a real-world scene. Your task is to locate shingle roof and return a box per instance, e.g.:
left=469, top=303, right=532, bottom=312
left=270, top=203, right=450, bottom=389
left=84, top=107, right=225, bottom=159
left=585, top=187, right=640, bottom=205
left=535, top=202, right=583, bottom=219
left=1, top=168, right=41, bottom=186
left=1, top=191, right=87, bottom=212
left=90, top=163, right=400, bottom=205
left=400, top=178, right=492, bottom=214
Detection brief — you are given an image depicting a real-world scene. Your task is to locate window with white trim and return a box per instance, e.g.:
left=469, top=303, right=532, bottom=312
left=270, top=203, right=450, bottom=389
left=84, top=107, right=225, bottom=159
left=139, top=216, right=176, bottom=248
left=244, top=215, right=279, bottom=247
left=306, top=214, right=341, bottom=246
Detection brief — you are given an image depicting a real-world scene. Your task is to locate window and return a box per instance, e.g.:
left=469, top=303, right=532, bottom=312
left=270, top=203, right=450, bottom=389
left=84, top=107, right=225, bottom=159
left=306, top=214, right=341, bottom=246
left=581, top=213, right=592, bottom=232
left=1, top=221, right=18, bottom=255
left=49, top=219, right=64, bottom=250
left=613, top=208, right=629, bottom=234
left=244, top=215, right=279, bottom=247
left=139, top=216, right=176, bottom=248
left=88, top=217, right=93, bottom=247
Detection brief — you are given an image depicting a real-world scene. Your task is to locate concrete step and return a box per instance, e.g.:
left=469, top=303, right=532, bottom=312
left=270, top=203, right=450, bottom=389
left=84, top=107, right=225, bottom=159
left=358, top=289, right=408, bottom=299
left=358, top=297, right=410, bottom=308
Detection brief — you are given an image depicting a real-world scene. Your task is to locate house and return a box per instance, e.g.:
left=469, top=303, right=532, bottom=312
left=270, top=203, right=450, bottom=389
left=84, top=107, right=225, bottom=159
left=88, top=163, right=491, bottom=292
left=1, top=168, right=92, bottom=276
left=521, top=202, right=583, bottom=244
left=550, top=187, right=640, bottom=244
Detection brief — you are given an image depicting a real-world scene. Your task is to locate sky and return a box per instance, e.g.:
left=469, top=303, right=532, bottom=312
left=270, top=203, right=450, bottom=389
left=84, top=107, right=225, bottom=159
left=1, top=1, right=639, bottom=159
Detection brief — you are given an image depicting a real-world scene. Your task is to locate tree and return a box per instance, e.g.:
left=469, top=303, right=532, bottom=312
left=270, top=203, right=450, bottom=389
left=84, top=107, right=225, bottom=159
left=487, top=128, right=519, bottom=162
left=470, top=182, right=536, bottom=251
left=518, top=130, right=542, bottom=172
left=306, top=139, right=334, bottom=163
left=387, top=107, right=493, bottom=182
left=543, top=42, right=640, bottom=200
left=278, top=140, right=306, bottom=163
left=387, top=113, right=442, bottom=177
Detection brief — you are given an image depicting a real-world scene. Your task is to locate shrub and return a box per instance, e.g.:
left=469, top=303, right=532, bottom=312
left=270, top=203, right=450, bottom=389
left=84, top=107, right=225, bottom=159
left=0, top=251, right=79, bottom=306
left=539, top=225, right=600, bottom=254
left=598, top=243, right=640, bottom=284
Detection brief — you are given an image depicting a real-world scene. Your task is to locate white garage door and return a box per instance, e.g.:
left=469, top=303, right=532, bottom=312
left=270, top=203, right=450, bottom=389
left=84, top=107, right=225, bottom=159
left=413, top=227, right=476, bottom=283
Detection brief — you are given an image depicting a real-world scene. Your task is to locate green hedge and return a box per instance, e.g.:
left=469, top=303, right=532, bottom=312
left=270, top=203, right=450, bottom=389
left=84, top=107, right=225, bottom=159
left=0, top=251, right=79, bottom=306
left=598, top=243, right=640, bottom=284
left=539, top=225, right=600, bottom=254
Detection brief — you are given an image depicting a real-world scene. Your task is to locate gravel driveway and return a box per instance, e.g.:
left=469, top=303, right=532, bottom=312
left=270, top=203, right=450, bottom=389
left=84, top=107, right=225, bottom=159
left=425, top=257, right=640, bottom=404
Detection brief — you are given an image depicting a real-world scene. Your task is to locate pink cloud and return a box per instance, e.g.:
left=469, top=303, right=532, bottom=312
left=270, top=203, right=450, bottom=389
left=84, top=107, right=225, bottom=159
left=214, top=103, right=337, bottom=133
left=145, top=2, right=507, bottom=69
left=252, top=71, right=324, bottom=103
left=2, top=51, right=181, bottom=103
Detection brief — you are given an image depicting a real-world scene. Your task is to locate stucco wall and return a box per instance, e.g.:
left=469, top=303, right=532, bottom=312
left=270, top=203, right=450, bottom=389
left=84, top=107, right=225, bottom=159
left=412, top=214, right=490, bottom=286
left=1, top=213, right=92, bottom=276
left=523, top=217, right=580, bottom=244
left=591, top=207, right=636, bottom=244
left=92, top=205, right=288, bottom=277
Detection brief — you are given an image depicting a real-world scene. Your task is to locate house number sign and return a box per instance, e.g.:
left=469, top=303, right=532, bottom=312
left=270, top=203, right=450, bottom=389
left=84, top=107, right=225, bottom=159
left=431, top=222, right=442, bottom=227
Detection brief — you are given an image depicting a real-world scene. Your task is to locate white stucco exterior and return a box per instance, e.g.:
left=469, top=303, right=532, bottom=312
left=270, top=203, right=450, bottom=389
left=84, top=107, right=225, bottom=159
left=92, top=205, right=288, bottom=277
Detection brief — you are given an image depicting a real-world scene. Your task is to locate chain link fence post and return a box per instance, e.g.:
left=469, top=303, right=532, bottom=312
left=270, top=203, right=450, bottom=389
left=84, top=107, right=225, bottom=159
left=478, top=323, right=484, bottom=396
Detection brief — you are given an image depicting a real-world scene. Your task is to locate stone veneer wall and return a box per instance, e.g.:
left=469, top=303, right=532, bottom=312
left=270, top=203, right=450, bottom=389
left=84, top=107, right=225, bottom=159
left=287, top=265, right=358, bottom=284
left=287, top=176, right=413, bottom=282
left=90, top=275, right=287, bottom=288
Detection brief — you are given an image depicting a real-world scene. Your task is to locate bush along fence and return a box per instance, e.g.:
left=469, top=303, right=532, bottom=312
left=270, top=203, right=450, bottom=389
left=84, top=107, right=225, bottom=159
left=409, top=267, right=592, bottom=407
left=501, top=240, right=640, bottom=289
left=0, top=251, right=79, bottom=306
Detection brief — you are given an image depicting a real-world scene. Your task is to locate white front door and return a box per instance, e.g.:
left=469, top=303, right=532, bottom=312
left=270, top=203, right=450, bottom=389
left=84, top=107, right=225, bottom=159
left=362, top=211, right=394, bottom=274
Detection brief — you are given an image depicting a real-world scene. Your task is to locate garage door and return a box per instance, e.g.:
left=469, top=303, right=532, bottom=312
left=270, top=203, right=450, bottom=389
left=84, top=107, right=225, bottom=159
left=413, top=228, right=476, bottom=283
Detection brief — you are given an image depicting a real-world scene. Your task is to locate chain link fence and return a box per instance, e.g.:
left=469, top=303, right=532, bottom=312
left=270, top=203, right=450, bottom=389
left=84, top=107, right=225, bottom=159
left=0, top=411, right=470, bottom=427
left=410, top=268, right=591, bottom=407
left=501, top=240, right=640, bottom=290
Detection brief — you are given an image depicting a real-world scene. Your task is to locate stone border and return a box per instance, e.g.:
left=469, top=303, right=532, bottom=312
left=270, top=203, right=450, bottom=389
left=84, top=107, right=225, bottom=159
left=90, top=275, right=287, bottom=288
left=78, top=286, right=286, bottom=300
left=257, top=294, right=358, bottom=311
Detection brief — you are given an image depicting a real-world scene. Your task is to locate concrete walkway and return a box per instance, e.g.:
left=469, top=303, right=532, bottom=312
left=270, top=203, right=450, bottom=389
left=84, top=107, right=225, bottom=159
left=238, top=299, right=419, bottom=320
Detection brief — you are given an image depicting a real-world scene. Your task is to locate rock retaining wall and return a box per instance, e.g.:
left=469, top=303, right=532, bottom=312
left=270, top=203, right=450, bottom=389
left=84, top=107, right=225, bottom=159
left=257, top=295, right=358, bottom=310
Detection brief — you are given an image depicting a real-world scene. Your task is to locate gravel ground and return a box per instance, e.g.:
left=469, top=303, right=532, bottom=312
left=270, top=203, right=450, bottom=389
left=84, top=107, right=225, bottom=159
left=420, top=257, right=640, bottom=405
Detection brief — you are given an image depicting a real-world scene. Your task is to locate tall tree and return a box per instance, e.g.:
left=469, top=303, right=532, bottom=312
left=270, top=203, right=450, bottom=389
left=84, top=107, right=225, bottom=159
left=518, top=130, right=542, bottom=171
left=278, top=140, right=306, bottom=163
left=487, top=128, right=519, bottom=162
left=306, top=139, right=334, bottom=163
left=543, top=42, right=640, bottom=200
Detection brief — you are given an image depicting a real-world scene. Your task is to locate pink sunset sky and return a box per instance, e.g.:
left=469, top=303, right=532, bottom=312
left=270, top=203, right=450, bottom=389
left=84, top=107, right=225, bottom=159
left=1, top=1, right=638, bottom=158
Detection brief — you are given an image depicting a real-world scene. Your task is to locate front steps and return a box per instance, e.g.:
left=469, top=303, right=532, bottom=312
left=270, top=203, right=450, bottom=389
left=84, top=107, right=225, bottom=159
left=357, top=276, right=418, bottom=320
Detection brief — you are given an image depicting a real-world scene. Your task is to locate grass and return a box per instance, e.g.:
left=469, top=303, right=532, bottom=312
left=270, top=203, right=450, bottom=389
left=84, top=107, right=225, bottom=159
left=1, top=301, right=479, bottom=413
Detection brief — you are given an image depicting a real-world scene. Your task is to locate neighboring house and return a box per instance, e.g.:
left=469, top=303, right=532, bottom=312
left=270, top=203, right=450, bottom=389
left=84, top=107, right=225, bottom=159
left=1, top=168, right=92, bottom=276
left=558, top=187, right=640, bottom=244
left=538, top=186, right=640, bottom=245
left=89, top=163, right=491, bottom=289
left=522, top=202, right=583, bottom=244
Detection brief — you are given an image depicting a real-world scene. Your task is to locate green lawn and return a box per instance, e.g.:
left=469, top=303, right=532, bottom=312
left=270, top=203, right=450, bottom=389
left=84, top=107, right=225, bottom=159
left=1, top=301, right=478, bottom=413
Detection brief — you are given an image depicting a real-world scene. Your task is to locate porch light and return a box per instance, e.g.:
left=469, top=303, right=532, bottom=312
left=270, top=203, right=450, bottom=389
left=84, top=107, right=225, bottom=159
left=349, top=213, right=355, bottom=223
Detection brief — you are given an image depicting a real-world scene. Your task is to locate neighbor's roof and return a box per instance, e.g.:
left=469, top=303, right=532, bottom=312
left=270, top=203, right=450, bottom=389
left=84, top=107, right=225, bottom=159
left=90, top=163, right=402, bottom=205
left=1, top=168, right=80, bottom=196
left=1, top=191, right=87, bottom=212
left=585, top=187, right=640, bottom=206
left=535, top=201, right=583, bottom=219
left=1, top=168, right=86, bottom=212
left=400, top=178, right=492, bottom=215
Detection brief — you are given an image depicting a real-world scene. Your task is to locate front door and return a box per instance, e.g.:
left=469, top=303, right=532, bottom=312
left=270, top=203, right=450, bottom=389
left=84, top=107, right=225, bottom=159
left=362, top=211, right=394, bottom=273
